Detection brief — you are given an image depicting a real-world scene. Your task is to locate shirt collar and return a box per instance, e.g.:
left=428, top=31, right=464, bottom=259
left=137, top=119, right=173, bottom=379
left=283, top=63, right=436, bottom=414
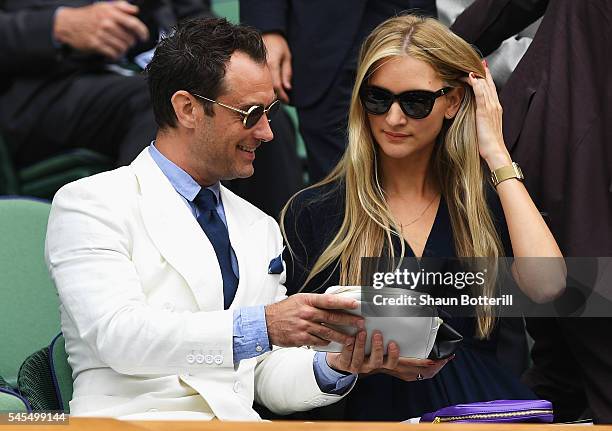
left=148, top=142, right=221, bottom=203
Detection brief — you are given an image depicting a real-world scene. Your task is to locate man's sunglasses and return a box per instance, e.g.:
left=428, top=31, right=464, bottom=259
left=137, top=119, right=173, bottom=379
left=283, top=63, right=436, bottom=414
left=359, top=85, right=453, bottom=119
left=192, top=93, right=280, bottom=129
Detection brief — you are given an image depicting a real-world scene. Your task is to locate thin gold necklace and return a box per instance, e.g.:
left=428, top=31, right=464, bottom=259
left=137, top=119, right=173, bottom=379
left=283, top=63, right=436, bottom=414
left=398, top=194, right=439, bottom=230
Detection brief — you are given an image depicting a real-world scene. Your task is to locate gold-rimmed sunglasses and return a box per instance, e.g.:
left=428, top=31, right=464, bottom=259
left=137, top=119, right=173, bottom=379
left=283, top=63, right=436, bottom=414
left=192, top=93, right=280, bottom=129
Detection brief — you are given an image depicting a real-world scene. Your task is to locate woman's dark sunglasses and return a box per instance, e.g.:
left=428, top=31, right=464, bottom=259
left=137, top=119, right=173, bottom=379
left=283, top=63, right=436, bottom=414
left=360, top=85, right=453, bottom=119
left=192, top=93, right=280, bottom=129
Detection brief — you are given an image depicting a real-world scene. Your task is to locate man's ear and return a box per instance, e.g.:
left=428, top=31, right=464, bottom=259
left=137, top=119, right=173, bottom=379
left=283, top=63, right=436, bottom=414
left=171, top=91, right=199, bottom=129
left=444, top=87, right=465, bottom=120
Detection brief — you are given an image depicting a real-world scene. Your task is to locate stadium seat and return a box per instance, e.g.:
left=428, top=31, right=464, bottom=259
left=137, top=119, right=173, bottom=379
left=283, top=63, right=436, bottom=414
left=49, top=334, right=72, bottom=413
left=18, top=347, right=60, bottom=411
left=0, top=198, right=60, bottom=389
left=0, top=384, right=31, bottom=413
left=0, top=133, right=113, bottom=200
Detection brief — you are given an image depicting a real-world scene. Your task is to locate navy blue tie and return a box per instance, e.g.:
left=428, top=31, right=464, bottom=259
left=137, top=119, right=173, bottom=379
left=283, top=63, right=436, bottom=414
left=194, top=189, right=238, bottom=309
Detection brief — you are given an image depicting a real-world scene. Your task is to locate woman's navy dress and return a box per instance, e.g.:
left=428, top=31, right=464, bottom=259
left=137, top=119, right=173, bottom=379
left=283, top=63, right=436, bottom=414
left=282, top=181, right=536, bottom=421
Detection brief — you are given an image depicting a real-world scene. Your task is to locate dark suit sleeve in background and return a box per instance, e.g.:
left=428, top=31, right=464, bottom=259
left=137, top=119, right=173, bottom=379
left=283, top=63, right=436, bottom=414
left=451, top=0, right=549, bottom=56
left=0, top=8, right=59, bottom=75
left=240, top=0, right=289, bottom=35
left=171, top=0, right=213, bottom=21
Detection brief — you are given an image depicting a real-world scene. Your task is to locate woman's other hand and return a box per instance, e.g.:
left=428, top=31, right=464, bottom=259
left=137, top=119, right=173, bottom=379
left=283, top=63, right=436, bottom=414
left=326, top=330, right=396, bottom=375
left=380, top=356, right=452, bottom=382
left=326, top=330, right=452, bottom=381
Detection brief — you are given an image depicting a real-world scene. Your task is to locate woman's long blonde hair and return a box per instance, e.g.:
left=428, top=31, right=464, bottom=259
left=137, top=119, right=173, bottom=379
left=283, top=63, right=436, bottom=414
left=281, top=14, right=503, bottom=338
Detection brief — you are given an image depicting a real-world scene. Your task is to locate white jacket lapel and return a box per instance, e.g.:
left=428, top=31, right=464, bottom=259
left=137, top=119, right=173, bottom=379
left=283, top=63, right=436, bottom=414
left=131, top=150, right=224, bottom=311
left=219, top=186, right=255, bottom=309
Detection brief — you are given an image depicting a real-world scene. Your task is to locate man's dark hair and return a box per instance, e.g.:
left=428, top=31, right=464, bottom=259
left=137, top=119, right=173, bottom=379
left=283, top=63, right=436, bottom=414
left=146, top=17, right=267, bottom=129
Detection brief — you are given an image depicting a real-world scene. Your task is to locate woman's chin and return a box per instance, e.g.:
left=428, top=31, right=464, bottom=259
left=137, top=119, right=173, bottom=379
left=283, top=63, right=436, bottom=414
left=378, top=144, right=422, bottom=161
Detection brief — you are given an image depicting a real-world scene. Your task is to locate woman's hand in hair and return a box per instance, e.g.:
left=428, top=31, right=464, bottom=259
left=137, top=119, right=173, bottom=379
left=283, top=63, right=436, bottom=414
left=462, top=60, right=513, bottom=171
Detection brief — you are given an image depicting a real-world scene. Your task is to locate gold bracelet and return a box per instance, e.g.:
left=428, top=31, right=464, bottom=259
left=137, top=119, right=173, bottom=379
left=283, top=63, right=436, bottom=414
left=490, top=162, right=524, bottom=187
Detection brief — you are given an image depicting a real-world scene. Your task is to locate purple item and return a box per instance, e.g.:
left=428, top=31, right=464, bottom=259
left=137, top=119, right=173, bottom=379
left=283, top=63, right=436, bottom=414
left=420, top=399, right=554, bottom=423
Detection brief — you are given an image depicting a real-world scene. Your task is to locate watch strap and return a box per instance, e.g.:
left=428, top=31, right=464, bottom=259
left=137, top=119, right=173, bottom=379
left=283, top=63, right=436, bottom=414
left=491, top=162, right=524, bottom=187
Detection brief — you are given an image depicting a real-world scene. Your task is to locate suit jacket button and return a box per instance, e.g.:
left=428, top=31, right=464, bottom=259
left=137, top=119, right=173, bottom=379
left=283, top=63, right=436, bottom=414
left=186, top=354, right=195, bottom=364
left=214, top=354, right=223, bottom=365
left=204, top=354, right=214, bottom=364
left=195, top=354, right=205, bottom=364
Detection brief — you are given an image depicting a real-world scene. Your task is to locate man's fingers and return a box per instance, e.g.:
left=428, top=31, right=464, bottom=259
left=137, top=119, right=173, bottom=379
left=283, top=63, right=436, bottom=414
left=113, top=12, right=149, bottom=41
left=96, top=43, right=121, bottom=60
left=280, top=55, right=292, bottom=90
left=112, top=0, right=140, bottom=15
left=97, top=33, right=129, bottom=59
left=308, top=293, right=359, bottom=311
left=313, top=308, right=363, bottom=329
left=268, top=62, right=288, bottom=103
left=101, top=20, right=136, bottom=47
left=307, top=334, right=332, bottom=347
left=309, top=322, right=353, bottom=345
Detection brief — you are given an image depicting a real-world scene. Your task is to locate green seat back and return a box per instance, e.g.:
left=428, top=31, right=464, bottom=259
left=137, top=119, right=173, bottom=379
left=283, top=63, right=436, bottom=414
left=211, top=0, right=239, bottom=23
left=0, top=389, right=30, bottom=413
left=18, top=150, right=113, bottom=200
left=50, top=334, right=72, bottom=413
left=18, top=348, right=60, bottom=411
left=0, top=198, right=60, bottom=387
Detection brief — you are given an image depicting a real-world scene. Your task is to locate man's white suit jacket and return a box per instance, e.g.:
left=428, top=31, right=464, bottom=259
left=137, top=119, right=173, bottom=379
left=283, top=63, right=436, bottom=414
left=45, top=148, right=351, bottom=420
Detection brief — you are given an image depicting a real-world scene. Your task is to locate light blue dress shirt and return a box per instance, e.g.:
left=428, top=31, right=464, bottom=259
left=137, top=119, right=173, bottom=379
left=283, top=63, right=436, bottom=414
left=148, top=144, right=355, bottom=394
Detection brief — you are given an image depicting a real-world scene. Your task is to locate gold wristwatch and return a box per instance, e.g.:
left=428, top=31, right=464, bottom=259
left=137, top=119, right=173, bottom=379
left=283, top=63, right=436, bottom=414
left=490, top=162, right=524, bottom=187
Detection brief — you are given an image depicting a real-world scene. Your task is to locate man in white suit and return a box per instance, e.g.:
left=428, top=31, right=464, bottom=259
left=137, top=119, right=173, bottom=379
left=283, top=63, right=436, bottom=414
left=44, top=18, right=376, bottom=420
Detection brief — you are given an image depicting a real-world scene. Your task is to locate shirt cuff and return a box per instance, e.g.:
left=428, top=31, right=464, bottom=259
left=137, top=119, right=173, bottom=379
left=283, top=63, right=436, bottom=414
left=313, top=352, right=357, bottom=395
left=51, top=7, right=64, bottom=48
left=232, top=305, right=271, bottom=363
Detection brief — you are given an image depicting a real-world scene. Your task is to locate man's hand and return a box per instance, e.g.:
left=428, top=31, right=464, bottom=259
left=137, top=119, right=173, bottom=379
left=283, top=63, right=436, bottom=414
left=53, top=1, right=149, bottom=60
left=265, top=293, right=364, bottom=347
left=262, top=33, right=292, bottom=103
left=326, top=331, right=452, bottom=380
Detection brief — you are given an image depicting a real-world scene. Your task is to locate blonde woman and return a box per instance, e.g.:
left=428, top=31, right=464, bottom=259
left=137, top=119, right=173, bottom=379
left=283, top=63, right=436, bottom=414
left=280, top=14, right=564, bottom=420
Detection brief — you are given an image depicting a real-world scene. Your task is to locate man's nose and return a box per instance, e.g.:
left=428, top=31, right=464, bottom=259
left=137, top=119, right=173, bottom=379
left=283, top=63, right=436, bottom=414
left=252, top=115, right=274, bottom=142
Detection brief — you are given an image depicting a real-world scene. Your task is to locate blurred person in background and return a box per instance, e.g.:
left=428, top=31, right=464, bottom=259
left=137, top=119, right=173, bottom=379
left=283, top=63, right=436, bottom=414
left=438, top=0, right=543, bottom=381
left=0, top=0, right=212, bottom=167
left=452, top=0, right=612, bottom=423
left=240, top=0, right=437, bottom=184
left=437, top=0, right=541, bottom=89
